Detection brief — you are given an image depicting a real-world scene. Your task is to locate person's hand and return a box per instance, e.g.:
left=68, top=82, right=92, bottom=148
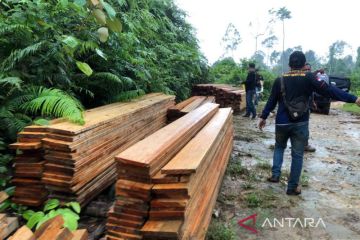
left=258, top=118, right=266, bottom=131
left=356, top=97, right=360, bottom=107
left=312, top=101, right=318, bottom=110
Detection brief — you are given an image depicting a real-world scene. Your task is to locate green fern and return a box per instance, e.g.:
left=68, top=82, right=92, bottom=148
left=0, top=24, right=31, bottom=37
left=110, top=89, right=145, bottom=102
left=20, top=87, right=85, bottom=125
left=89, top=72, right=124, bottom=91
left=0, top=76, right=22, bottom=88
left=77, top=41, right=99, bottom=55
left=0, top=108, right=32, bottom=139
left=1, top=41, right=47, bottom=72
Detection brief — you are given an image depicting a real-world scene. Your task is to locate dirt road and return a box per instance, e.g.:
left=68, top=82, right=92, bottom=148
left=207, top=105, right=360, bottom=240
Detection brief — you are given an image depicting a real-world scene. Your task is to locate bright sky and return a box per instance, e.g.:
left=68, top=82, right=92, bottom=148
left=175, top=0, right=360, bottom=64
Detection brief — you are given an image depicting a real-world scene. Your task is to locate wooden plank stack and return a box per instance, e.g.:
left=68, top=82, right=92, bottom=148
left=0, top=214, right=19, bottom=240
left=141, top=108, right=233, bottom=239
left=0, top=192, right=19, bottom=239
left=7, top=215, right=88, bottom=240
left=106, top=103, right=233, bottom=240
left=9, top=93, right=175, bottom=206
left=167, top=96, right=216, bottom=122
left=9, top=139, right=48, bottom=206
left=106, top=103, right=220, bottom=239
left=192, top=84, right=246, bottom=113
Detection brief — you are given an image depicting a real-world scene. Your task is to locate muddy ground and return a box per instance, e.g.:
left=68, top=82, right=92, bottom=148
left=208, top=103, right=360, bottom=240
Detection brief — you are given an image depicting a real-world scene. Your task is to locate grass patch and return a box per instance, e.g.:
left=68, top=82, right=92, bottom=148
left=342, top=103, right=360, bottom=114
left=243, top=189, right=279, bottom=209
left=206, top=220, right=236, bottom=240
left=226, top=159, right=249, bottom=177
left=256, top=161, right=272, bottom=170
left=300, top=172, right=310, bottom=187
left=242, top=181, right=255, bottom=190
left=245, top=192, right=262, bottom=208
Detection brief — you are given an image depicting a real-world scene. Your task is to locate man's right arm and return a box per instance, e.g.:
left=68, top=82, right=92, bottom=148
left=309, top=73, right=358, bottom=103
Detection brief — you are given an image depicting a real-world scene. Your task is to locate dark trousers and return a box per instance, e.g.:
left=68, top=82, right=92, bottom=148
left=245, top=90, right=256, bottom=117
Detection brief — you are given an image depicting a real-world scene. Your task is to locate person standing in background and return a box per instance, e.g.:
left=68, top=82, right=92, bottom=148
left=254, top=69, right=264, bottom=106
left=302, top=63, right=316, bottom=152
left=243, top=63, right=257, bottom=119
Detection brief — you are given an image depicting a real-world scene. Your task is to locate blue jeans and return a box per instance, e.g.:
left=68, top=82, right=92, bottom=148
left=272, top=122, right=309, bottom=190
left=246, top=90, right=256, bottom=117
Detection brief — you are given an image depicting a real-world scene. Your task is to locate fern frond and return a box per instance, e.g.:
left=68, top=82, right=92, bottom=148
left=90, top=72, right=123, bottom=89
left=0, top=24, right=31, bottom=37
left=1, top=41, right=47, bottom=72
left=21, top=87, right=85, bottom=125
left=0, top=108, right=30, bottom=136
left=0, top=77, right=23, bottom=90
left=12, top=113, right=32, bottom=132
left=110, top=89, right=145, bottom=102
left=71, top=85, right=95, bottom=98
left=76, top=41, right=99, bottom=55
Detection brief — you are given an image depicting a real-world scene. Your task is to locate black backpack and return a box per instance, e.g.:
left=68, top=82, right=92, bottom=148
left=280, top=76, right=309, bottom=121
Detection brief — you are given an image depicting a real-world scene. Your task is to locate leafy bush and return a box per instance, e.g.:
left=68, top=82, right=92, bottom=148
left=0, top=0, right=207, bottom=133
left=23, top=199, right=81, bottom=231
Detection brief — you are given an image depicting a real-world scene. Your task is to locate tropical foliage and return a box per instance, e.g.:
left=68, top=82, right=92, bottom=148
left=0, top=0, right=207, bottom=142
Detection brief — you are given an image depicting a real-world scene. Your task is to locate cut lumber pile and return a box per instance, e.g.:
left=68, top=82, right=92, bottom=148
left=192, top=84, right=246, bottom=113
left=0, top=214, right=19, bottom=239
left=167, top=96, right=215, bottom=122
left=9, top=129, right=48, bottom=206
left=0, top=191, right=9, bottom=204
left=106, top=103, right=233, bottom=240
left=9, top=93, right=175, bottom=206
left=142, top=108, right=233, bottom=239
left=7, top=215, right=88, bottom=240
left=106, top=103, right=220, bottom=239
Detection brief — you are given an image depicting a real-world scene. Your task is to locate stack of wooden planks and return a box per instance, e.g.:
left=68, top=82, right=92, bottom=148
left=0, top=194, right=19, bottom=239
left=167, top=96, right=216, bottom=122
left=106, top=103, right=220, bottom=239
left=8, top=215, right=88, bottom=240
left=9, top=139, right=48, bottom=206
left=9, top=93, right=175, bottom=206
left=106, top=103, right=234, bottom=239
left=192, top=84, right=246, bottom=113
left=142, top=108, right=233, bottom=239
left=0, top=214, right=18, bottom=240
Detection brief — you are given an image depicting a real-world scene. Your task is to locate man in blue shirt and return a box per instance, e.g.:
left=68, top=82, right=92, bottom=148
left=258, top=51, right=360, bottom=195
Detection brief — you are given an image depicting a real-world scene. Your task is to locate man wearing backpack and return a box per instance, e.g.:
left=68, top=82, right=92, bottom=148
left=258, top=51, right=360, bottom=195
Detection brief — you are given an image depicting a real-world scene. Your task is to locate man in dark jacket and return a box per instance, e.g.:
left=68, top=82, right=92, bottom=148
left=258, top=51, right=360, bottom=195
left=243, top=63, right=257, bottom=119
